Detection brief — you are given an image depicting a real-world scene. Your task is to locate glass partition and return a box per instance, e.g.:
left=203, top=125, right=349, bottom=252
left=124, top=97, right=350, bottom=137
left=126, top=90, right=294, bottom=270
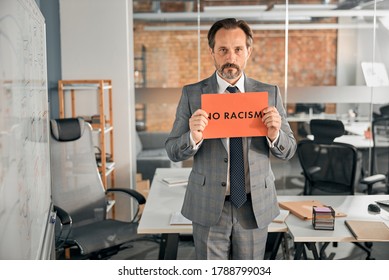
left=133, top=0, right=389, bottom=193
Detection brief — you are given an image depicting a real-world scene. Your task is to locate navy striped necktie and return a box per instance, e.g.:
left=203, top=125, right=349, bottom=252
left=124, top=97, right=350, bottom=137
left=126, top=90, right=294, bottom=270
left=226, top=86, right=247, bottom=208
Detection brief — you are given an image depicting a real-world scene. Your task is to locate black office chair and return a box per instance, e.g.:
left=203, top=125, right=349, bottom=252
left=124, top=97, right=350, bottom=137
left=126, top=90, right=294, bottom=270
left=379, top=104, right=389, bottom=117
left=298, top=119, right=359, bottom=195
left=297, top=119, right=384, bottom=259
left=50, top=118, right=146, bottom=259
left=372, top=104, right=389, bottom=121
left=360, top=116, right=389, bottom=194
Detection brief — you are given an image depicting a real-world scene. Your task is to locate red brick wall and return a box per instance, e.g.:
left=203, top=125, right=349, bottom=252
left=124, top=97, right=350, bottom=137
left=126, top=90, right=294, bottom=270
left=134, top=25, right=337, bottom=88
left=133, top=0, right=326, bottom=13
left=133, top=1, right=338, bottom=131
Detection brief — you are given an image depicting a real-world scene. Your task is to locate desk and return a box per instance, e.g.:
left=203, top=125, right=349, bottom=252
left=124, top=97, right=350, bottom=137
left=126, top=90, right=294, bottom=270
left=307, top=134, right=373, bottom=149
left=138, top=169, right=389, bottom=259
left=334, top=135, right=373, bottom=149
left=344, top=121, right=371, bottom=136
left=138, top=168, right=288, bottom=259
left=278, top=195, right=389, bottom=259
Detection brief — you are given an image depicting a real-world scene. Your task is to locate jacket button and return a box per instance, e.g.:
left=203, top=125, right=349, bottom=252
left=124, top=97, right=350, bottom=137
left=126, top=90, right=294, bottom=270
left=224, top=158, right=228, bottom=163
left=279, top=145, right=285, bottom=151
left=221, top=182, right=226, bottom=187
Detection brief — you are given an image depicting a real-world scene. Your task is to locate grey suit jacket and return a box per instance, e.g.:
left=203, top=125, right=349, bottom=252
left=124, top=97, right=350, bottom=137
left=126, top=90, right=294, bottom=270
left=165, top=72, right=297, bottom=228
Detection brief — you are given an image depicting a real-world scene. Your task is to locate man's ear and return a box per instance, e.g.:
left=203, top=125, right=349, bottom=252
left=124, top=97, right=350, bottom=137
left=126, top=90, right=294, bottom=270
left=209, top=47, right=214, bottom=57
left=247, top=46, right=253, bottom=58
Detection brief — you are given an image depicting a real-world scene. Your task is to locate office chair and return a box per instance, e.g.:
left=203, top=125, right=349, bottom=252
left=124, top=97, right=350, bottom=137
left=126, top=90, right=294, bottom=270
left=298, top=119, right=359, bottom=195
left=372, top=104, right=389, bottom=121
left=360, top=116, right=389, bottom=194
left=379, top=104, right=389, bottom=117
left=50, top=118, right=146, bottom=259
left=297, top=119, right=384, bottom=259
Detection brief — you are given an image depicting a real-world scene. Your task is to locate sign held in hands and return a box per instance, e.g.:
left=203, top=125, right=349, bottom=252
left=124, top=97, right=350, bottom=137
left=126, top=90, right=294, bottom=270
left=201, top=92, right=268, bottom=139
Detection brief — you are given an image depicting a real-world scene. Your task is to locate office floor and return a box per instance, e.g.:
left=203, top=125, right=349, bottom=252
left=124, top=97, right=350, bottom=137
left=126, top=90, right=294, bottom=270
left=110, top=234, right=389, bottom=260
left=108, top=154, right=389, bottom=260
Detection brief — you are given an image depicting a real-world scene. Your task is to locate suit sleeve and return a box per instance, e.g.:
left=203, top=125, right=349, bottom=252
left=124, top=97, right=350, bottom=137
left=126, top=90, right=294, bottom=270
left=165, top=86, right=199, bottom=162
left=269, top=86, right=297, bottom=160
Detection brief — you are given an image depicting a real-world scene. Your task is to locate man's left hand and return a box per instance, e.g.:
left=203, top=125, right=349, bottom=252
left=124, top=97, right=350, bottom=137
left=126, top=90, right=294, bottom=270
left=261, top=106, right=281, bottom=141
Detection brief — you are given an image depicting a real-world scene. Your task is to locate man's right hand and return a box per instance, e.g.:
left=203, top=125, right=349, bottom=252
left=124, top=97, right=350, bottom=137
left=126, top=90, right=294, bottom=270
left=189, top=109, right=208, bottom=144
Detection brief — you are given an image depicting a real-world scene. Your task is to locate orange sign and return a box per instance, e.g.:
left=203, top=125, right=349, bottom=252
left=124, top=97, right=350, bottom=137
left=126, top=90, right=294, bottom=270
left=201, top=92, right=268, bottom=139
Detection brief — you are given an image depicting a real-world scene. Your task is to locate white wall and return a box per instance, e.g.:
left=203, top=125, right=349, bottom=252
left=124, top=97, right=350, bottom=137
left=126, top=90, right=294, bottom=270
left=59, top=0, right=137, bottom=218
left=337, top=17, right=359, bottom=86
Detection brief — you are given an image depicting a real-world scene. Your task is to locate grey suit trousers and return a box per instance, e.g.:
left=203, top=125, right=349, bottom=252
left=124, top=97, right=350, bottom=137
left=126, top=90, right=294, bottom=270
left=192, top=197, right=268, bottom=260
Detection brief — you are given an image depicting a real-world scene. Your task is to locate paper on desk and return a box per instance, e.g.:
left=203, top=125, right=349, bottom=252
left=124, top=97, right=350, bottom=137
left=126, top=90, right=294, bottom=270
left=279, top=200, right=347, bottom=220
left=162, top=177, right=188, bottom=187
left=345, top=220, right=389, bottom=241
left=170, top=212, right=192, bottom=225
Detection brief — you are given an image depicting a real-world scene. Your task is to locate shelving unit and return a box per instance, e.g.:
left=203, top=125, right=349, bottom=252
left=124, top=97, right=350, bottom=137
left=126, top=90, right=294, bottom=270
left=134, top=45, right=146, bottom=88
left=57, top=79, right=115, bottom=190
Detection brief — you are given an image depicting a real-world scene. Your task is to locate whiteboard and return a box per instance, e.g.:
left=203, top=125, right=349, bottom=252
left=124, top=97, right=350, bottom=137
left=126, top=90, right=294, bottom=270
left=361, top=62, right=389, bottom=87
left=0, top=0, right=52, bottom=259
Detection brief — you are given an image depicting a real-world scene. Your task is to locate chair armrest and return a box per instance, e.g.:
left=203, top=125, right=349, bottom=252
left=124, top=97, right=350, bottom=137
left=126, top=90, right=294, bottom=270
left=106, top=188, right=146, bottom=205
left=360, top=174, right=386, bottom=185
left=53, top=205, right=73, bottom=249
left=106, top=188, right=146, bottom=223
left=54, top=205, right=72, bottom=225
left=307, top=166, right=321, bottom=176
left=360, top=174, right=386, bottom=195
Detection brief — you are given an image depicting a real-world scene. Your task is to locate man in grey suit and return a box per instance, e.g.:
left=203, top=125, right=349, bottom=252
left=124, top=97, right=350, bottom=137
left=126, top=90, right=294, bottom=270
left=165, top=18, right=296, bottom=260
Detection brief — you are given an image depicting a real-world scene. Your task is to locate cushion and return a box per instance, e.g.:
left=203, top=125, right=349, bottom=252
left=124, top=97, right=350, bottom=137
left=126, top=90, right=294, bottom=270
left=50, top=118, right=85, bottom=142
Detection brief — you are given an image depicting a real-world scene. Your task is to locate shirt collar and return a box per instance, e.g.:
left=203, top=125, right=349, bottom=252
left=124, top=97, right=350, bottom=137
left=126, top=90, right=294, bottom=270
left=216, top=72, right=245, bottom=93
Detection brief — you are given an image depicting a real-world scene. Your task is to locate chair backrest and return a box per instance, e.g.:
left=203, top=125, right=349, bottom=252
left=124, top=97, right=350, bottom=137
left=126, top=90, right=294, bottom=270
left=310, top=119, right=345, bottom=144
left=298, top=119, right=357, bottom=195
left=50, top=118, right=106, bottom=226
left=371, top=116, right=389, bottom=178
left=379, top=104, right=389, bottom=117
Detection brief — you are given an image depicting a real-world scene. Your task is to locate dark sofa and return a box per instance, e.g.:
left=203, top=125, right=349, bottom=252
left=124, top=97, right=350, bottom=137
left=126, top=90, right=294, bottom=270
left=136, top=131, right=182, bottom=182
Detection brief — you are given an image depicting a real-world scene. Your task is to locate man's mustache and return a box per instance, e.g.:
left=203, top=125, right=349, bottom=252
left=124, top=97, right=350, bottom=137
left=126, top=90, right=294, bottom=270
left=221, top=63, right=240, bottom=71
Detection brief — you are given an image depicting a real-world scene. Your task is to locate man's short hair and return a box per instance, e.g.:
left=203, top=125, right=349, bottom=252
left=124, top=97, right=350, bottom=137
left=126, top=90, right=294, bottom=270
left=208, top=18, right=253, bottom=50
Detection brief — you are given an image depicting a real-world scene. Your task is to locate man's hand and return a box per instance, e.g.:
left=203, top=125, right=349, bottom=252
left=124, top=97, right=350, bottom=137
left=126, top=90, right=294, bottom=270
left=189, top=109, right=208, bottom=144
left=262, top=106, right=281, bottom=141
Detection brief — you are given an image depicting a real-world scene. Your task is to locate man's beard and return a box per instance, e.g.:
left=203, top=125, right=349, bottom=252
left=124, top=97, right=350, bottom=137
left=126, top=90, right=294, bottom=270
left=216, top=62, right=242, bottom=80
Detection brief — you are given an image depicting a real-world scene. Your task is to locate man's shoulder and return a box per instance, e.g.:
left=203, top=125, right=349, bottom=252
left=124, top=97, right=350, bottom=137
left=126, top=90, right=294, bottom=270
left=183, top=74, right=215, bottom=92
left=245, top=76, right=276, bottom=88
left=245, top=76, right=278, bottom=93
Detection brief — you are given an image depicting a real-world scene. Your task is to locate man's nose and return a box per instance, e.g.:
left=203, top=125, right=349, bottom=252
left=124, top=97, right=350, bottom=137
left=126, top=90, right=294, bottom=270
left=226, top=51, right=236, bottom=63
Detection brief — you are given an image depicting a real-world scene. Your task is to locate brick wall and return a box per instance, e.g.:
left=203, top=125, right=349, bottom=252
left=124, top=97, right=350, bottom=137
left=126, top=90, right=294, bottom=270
left=133, top=1, right=338, bottom=131
left=134, top=25, right=337, bottom=88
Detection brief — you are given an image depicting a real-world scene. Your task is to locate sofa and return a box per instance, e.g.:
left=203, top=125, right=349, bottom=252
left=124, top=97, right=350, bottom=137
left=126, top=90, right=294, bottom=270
left=136, top=131, right=182, bottom=182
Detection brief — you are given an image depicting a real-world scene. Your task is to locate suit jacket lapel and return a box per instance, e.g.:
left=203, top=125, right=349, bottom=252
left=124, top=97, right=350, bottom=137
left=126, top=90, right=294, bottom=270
left=244, top=75, right=261, bottom=92
left=201, top=72, right=218, bottom=94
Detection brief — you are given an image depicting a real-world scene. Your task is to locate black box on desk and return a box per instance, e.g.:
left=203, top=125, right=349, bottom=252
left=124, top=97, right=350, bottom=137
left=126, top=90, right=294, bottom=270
left=312, top=205, right=335, bottom=230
